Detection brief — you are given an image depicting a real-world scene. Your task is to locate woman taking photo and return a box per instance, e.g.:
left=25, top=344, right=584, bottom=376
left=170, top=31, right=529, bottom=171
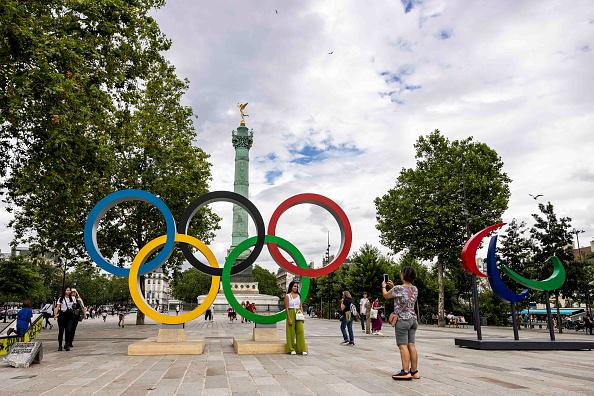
left=382, top=266, right=419, bottom=380
left=53, top=286, right=75, bottom=351
left=284, top=280, right=307, bottom=355
left=339, top=291, right=355, bottom=346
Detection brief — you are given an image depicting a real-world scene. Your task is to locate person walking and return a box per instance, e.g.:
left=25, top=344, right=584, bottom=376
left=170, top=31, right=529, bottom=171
left=584, top=315, right=593, bottom=335
left=382, top=266, right=419, bottom=380
left=205, top=305, right=213, bottom=321
left=284, top=280, right=307, bottom=355
left=371, top=298, right=384, bottom=335
left=227, top=306, right=236, bottom=322
left=68, top=289, right=85, bottom=348
left=117, top=304, right=126, bottom=327
left=359, top=292, right=369, bottom=333
left=41, top=302, right=54, bottom=329
left=240, top=301, right=246, bottom=323
left=53, top=286, right=75, bottom=351
left=365, top=298, right=372, bottom=334
left=102, top=309, right=107, bottom=322
left=176, top=305, right=180, bottom=315
left=7, top=300, right=33, bottom=339
left=339, top=291, right=355, bottom=346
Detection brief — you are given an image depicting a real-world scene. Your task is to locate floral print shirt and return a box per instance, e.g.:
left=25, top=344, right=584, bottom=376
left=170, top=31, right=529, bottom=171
left=391, top=285, right=418, bottom=320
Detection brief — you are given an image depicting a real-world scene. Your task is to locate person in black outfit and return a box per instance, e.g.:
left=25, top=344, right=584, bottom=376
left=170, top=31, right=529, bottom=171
left=53, top=286, right=75, bottom=351
left=584, top=316, right=593, bottom=335
left=339, top=291, right=355, bottom=346
left=68, top=289, right=85, bottom=348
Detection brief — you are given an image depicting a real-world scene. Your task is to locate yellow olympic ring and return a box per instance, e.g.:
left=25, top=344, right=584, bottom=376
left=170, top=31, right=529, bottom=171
left=128, top=234, right=220, bottom=325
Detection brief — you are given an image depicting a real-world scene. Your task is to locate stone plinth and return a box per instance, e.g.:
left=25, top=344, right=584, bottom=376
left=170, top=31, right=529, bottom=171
left=128, top=327, right=203, bottom=356
left=233, top=325, right=297, bottom=355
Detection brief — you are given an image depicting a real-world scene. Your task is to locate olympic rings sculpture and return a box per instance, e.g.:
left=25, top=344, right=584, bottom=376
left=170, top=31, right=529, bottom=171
left=84, top=189, right=352, bottom=325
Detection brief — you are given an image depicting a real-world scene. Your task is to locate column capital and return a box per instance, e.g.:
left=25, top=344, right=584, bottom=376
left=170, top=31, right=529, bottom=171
left=232, top=129, right=254, bottom=150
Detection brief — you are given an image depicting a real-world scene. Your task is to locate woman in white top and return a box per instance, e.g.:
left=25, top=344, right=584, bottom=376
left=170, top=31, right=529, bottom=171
left=53, top=286, right=75, bottom=351
left=284, top=280, right=307, bottom=355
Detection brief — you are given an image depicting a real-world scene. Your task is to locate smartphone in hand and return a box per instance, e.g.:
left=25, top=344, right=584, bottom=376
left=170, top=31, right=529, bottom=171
left=383, top=274, right=389, bottom=284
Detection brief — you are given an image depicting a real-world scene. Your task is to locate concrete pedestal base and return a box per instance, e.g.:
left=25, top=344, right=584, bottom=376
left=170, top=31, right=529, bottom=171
left=233, top=326, right=297, bottom=355
left=128, top=328, right=204, bottom=356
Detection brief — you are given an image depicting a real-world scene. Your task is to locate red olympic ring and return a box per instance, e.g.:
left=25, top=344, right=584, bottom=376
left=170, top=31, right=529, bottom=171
left=267, top=193, right=352, bottom=278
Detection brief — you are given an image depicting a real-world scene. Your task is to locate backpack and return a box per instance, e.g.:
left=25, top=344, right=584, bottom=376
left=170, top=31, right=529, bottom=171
left=350, top=303, right=359, bottom=321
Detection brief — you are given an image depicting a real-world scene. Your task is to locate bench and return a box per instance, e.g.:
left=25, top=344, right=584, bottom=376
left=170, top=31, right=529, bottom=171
left=458, top=317, right=469, bottom=328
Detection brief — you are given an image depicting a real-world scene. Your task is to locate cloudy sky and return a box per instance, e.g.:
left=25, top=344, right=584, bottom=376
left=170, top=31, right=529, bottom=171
left=1, top=0, right=593, bottom=272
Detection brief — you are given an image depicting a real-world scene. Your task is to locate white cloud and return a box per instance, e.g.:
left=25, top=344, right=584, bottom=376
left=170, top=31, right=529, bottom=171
left=2, top=0, right=593, bottom=272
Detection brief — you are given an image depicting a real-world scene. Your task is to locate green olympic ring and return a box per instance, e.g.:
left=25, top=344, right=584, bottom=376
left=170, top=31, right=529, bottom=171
left=501, top=256, right=566, bottom=292
left=222, top=235, right=310, bottom=324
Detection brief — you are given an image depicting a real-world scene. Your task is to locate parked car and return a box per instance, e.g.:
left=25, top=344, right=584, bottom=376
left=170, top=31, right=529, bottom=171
left=129, top=308, right=138, bottom=314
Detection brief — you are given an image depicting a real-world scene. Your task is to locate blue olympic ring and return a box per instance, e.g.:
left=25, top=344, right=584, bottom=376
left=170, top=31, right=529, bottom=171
left=83, top=189, right=176, bottom=277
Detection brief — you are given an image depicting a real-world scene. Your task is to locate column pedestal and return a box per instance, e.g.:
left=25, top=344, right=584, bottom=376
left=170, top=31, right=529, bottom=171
left=233, top=324, right=293, bottom=355
left=128, top=324, right=204, bottom=355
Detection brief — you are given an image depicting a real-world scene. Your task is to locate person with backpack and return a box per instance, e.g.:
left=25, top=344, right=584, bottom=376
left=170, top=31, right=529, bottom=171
left=284, top=280, right=307, bottom=355
left=339, top=291, right=355, bottom=346
left=41, top=302, right=54, bottom=329
left=382, top=266, right=420, bottom=380
left=53, top=286, right=75, bottom=351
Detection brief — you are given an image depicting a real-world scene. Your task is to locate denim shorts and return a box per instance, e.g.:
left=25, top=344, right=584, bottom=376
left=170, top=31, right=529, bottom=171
left=395, top=318, right=418, bottom=345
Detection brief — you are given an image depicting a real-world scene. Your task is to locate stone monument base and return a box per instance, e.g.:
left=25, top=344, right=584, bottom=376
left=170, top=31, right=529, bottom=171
left=233, top=325, right=298, bottom=355
left=128, top=326, right=204, bottom=356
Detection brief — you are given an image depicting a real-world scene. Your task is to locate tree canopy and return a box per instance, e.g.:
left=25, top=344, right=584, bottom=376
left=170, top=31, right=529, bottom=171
left=375, top=130, right=511, bottom=325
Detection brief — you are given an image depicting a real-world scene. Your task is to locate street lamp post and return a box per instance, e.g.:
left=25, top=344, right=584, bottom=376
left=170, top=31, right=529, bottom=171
left=572, top=228, right=590, bottom=316
left=461, top=162, right=482, bottom=340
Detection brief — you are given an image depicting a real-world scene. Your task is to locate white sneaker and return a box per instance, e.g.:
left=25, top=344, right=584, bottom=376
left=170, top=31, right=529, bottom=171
left=377, top=332, right=383, bottom=336
left=290, top=351, right=296, bottom=355
left=302, top=352, right=308, bottom=355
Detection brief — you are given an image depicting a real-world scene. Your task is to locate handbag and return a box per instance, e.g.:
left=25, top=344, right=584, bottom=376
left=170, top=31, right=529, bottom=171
left=370, top=308, right=378, bottom=319
left=295, top=309, right=305, bottom=321
left=389, top=313, right=398, bottom=327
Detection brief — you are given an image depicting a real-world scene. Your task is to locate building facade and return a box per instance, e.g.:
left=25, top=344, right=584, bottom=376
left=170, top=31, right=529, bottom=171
left=144, top=266, right=170, bottom=310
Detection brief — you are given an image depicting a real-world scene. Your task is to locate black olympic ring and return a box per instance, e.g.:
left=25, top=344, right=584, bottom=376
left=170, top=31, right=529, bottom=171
left=177, top=191, right=265, bottom=276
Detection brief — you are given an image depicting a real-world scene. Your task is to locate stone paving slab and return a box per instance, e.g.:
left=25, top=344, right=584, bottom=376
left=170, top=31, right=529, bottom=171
left=0, top=313, right=593, bottom=395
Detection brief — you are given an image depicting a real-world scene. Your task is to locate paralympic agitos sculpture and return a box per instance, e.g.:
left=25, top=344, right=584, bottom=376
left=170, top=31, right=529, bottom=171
left=461, top=223, right=566, bottom=303
left=84, top=189, right=352, bottom=325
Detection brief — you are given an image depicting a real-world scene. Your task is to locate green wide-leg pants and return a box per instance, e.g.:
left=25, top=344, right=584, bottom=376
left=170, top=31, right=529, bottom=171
left=286, top=308, right=307, bottom=353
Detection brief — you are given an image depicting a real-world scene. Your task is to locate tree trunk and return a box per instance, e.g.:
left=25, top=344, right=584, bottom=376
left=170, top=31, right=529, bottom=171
left=555, top=292, right=562, bottom=334
left=437, top=261, right=445, bottom=327
left=136, top=274, right=145, bottom=325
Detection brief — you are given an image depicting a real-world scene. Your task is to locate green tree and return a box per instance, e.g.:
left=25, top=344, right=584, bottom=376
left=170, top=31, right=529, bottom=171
left=0, top=256, right=45, bottom=306
left=1, top=1, right=219, bottom=325
left=479, top=289, right=510, bottom=326
left=170, top=268, right=211, bottom=304
left=345, top=244, right=395, bottom=303
left=530, top=202, right=573, bottom=332
left=253, top=265, right=283, bottom=298
left=1, top=0, right=173, bottom=260
left=315, top=265, right=350, bottom=319
left=498, top=219, right=535, bottom=275
left=375, top=130, right=510, bottom=326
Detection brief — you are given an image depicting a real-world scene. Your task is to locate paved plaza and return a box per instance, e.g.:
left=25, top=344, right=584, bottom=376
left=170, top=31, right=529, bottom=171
left=1, top=313, right=593, bottom=396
